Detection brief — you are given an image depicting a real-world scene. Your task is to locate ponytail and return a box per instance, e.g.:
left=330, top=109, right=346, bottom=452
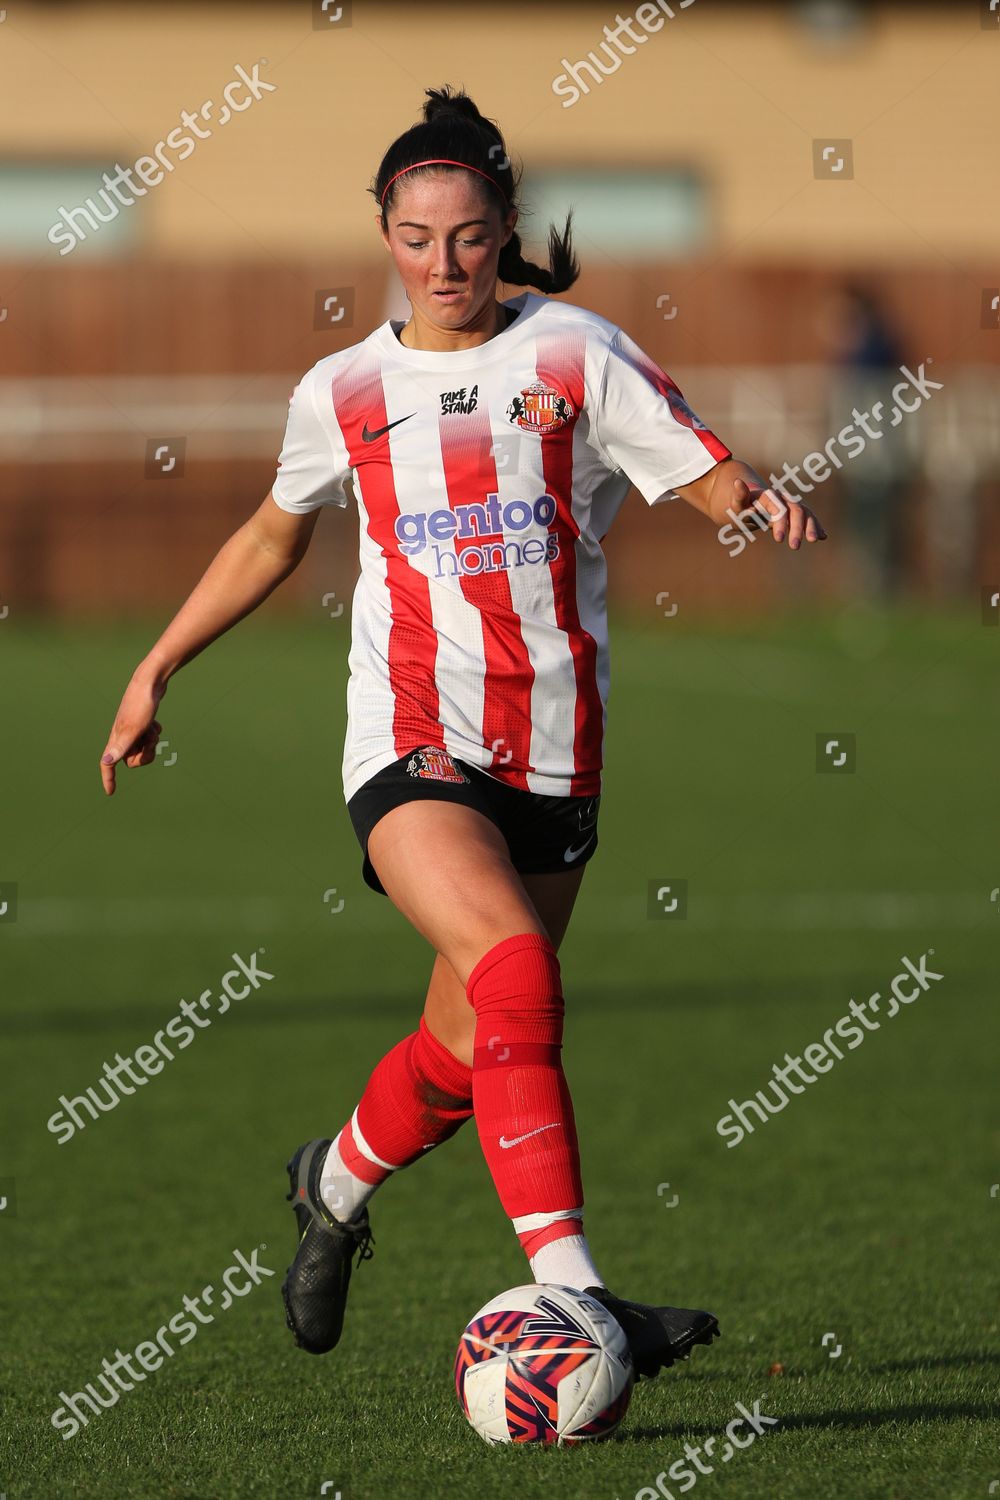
left=373, top=85, right=580, bottom=296
left=497, top=213, right=579, bottom=295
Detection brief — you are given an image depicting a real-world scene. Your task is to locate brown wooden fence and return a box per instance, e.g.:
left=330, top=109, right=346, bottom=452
left=2, top=258, right=997, bottom=615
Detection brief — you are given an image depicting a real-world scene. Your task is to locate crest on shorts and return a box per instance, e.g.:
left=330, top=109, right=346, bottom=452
left=405, top=747, right=470, bottom=784
left=506, top=381, right=574, bottom=433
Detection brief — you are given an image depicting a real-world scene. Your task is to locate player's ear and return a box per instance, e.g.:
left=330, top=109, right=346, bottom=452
left=501, top=206, right=518, bottom=247
left=376, top=211, right=391, bottom=250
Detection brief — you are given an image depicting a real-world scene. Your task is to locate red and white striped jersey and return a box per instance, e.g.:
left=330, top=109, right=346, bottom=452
left=271, top=291, right=731, bottom=803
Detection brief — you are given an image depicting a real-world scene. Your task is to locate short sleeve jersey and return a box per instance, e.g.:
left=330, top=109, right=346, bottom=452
left=272, top=290, right=731, bottom=803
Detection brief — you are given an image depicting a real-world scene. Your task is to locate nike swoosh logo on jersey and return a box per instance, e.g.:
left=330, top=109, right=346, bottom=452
left=361, top=413, right=415, bottom=443
left=564, top=834, right=596, bottom=863
left=498, top=1123, right=560, bottom=1150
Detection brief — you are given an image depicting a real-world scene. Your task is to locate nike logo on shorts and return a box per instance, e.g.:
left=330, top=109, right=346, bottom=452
left=362, top=414, right=415, bottom=443
left=564, top=834, right=596, bottom=863
left=498, top=1123, right=560, bottom=1150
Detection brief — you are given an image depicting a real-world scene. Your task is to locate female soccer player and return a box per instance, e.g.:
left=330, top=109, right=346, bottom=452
left=100, top=87, right=826, bottom=1381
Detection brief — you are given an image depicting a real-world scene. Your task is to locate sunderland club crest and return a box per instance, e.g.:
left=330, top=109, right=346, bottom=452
left=506, top=381, right=574, bottom=433
left=405, top=747, right=470, bottom=784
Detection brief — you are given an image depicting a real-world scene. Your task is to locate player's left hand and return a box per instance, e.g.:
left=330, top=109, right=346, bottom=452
left=99, top=673, right=167, bottom=795
left=733, top=478, right=827, bottom=549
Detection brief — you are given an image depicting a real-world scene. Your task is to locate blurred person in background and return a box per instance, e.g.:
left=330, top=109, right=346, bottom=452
left=821, top=283, right=912, bottom=600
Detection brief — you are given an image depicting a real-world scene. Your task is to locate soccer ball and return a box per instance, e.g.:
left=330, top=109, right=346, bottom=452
left=454, top=1283, right=634, bottom=1445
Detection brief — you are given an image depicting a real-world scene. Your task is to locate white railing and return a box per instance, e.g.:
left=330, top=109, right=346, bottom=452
left=0, top=366, right=997, bottom=472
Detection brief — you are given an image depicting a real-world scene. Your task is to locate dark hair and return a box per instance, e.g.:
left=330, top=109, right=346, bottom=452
left=372, top=86, right=579, bottom=296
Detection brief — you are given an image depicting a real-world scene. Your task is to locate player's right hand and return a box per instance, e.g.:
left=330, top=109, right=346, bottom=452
left=100, top=675, right=167, bottom=796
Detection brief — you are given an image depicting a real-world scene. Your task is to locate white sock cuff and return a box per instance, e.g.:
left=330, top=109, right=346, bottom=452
left=349, top=1107, right=402, bottom=1173
left=511, top=1206, right=584, bottom=1234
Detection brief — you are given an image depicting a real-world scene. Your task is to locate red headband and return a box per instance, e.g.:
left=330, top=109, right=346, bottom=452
left=380, top=158, right=509, bottom=208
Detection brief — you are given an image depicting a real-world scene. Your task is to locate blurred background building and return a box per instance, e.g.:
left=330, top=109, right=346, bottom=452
left=1, top=0, right=998, bottom=618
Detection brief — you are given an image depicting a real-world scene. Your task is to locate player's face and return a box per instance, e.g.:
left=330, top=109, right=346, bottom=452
left=379, top=172, right=516, bottom=334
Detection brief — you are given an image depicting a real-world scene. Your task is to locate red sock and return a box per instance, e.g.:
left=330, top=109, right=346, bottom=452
left=337, top=1017, right=473, bottom=1185
left=466, top=933, right=584, bottom=1256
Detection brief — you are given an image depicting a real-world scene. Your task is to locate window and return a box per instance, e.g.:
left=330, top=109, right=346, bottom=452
left=0, top=162, right=137, bottom=257
left=519, top=168, right=707, bottom=258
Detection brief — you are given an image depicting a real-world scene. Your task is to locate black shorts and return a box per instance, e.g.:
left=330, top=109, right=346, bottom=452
left=347, top=745, right=601, bottom=897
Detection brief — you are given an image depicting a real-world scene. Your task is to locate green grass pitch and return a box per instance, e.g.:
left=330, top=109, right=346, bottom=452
left=2, top=606, right=997, bottom=1499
